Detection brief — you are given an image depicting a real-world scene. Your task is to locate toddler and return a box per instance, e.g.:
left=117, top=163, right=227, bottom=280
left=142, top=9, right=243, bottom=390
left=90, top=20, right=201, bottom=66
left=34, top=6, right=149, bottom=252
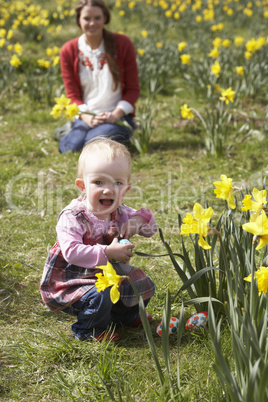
left=40, top=138, right=157, bottom=341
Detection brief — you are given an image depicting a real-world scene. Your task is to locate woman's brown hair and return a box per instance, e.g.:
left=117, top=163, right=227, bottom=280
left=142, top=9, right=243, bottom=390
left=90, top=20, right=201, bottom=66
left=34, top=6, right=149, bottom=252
left=75, top=0, right=120, bottom=90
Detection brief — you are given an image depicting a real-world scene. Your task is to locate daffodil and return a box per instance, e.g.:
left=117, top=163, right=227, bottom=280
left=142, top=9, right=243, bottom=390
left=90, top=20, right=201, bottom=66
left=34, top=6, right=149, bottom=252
left=178, top=41, right=187, bottom=52
left=245, top=51, right=252, bottom=60
left=14, top=42, right=22, bottom=55
left=64, top=103, right=80, bottom=120
left=241, top=188, right=267, bottom=213
left=180, top=104, right=194, bottom=119
left=211, top=60, right=221, bottom=78
left=10, top=54, right=22, bottom=67
left=244, top=266, right=268, bottom=294
left=212, top=37, right=222, bottom=48
left=235, top=66, right=244, bottom=75
left=219, top=87, right=235, bottom=104
left=180, top=54, right=191, bottom=64
left=213, top=175, right=236, bottom=209
left=141, top=29, right=148, bottom=38
left=137, top=48, right=144, bottom=57
left=208, top=48, right=220, bottom=58
left=222, top=39, right=231, bottom=47
left=180, top=203, right=214, bottom=249
left=242, top=210, right=268, bottom=250
left=50, top=104, right=62, bottom=119
left=54, top=94, right=71, bottom=108
left=234, top=36, right=244, bottom=46
left=95, top=262, right=122, bottom=303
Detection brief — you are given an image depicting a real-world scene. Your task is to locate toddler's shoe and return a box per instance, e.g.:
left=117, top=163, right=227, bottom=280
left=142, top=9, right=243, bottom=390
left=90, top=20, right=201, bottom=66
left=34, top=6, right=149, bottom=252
left=131, top=312, right=152, bottom=328
left=94, top=332, right=120, bottom=342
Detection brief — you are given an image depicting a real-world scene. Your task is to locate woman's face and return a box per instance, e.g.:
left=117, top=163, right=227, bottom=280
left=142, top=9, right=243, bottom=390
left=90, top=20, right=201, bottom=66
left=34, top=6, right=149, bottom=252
left=79, top=5, right=106, bottom=43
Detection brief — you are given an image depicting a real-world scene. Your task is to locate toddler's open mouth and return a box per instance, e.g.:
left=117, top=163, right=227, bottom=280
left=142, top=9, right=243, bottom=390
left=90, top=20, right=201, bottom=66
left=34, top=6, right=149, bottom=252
left=100, top=199, right=114, bottom=206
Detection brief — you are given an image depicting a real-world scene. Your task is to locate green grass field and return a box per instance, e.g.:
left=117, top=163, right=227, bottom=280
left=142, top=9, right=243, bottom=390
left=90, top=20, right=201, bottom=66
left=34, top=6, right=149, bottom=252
left=1, top=0, right=268, bottom=400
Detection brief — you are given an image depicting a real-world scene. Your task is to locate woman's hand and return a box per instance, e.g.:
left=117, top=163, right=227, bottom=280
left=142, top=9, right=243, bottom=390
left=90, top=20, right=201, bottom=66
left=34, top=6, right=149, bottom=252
left=80, top=108, right=124, bottom=127
left=120, top=216, right=148, bottom=239
left=105, top=238, right=134, bottom=263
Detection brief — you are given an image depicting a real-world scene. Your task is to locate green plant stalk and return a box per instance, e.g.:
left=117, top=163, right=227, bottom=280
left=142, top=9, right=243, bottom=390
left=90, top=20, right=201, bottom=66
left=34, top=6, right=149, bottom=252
left=127, top=277, right=165, bottom=387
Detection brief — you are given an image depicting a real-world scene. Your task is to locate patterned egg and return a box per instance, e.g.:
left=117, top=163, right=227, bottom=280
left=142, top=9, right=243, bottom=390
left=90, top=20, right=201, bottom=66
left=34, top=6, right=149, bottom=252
left=156, top=317, right=179, bottom=336
left=185, top=311, right=208, bottom=331
left=119, top=239, right=133, bottom=251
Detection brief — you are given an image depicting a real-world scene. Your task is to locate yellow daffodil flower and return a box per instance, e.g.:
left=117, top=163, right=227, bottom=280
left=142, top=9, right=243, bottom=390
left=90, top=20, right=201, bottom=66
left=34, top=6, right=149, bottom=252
left=180, top=104, right=194, bottom=119
left=180, top=54, right=191, bottom=64
left=241, top=188, right=267, bottom=213
left=141, top=29, right=148, bottom=38
left=213, top=175, right=236, bottom=209
left=244, top=266, right=268, bottom=294
left=54, top=94, right=71, bottom=108
left=156, top=42, right=163, bottom=48
left=7, top=29, right=13, bottom=40
left=222, top=39, right=231, bottom=47
left=52, top=56, right=60, bottom=66
left=212, top=37, right=222, bottom=48
left=246, top=38, right=258, bottom=53
left=211, top=60, right=221, bottom=78
left=165, top=10, right=172, bottom=18
left=234, top=36, right=244, bottom=46
left=64, top=103, right=80, bottom=120
left=208, top=48, right=220, bottom=58
left=10, top=54, right=22, bottom=67
left=95, top=262, right=122, bottom=304
left=14, top=42, right=22, bottom=55
left=245, top=51, right=252, bottom=60
left=235, top=66, right=244, bottom=75
left=219, top=87, right=235, bottom=104
left=178, top=41, right=187, bottom=52
left=180, top=203, right=214, bottom=249
left=50, top=104, right=62, bottom=119
left=137, top=48, right=145, bottom=57
left=242, top=210, right=268, bottom=250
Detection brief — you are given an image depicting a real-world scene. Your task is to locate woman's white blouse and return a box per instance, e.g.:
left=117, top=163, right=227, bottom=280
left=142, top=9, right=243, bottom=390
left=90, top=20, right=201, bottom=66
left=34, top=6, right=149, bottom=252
left=78, top=34, right=133, bottom=116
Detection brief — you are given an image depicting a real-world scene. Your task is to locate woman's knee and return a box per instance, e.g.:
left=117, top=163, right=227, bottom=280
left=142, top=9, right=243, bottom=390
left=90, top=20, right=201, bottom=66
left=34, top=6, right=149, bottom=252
left=59, top=120, right=90, bottom=153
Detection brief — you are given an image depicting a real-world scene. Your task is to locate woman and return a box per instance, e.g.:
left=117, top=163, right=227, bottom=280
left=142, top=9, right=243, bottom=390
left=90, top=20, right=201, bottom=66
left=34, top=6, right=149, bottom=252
left=59, top=0, right=140, bottom=153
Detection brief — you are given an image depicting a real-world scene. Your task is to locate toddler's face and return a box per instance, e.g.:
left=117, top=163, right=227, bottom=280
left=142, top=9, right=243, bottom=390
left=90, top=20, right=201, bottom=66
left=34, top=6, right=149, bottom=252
left=76, top=153, right=131, bottom=220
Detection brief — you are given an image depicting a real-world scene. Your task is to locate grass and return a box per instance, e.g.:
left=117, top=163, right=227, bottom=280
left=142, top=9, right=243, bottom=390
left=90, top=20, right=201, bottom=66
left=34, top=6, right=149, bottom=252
left=1, top=90, right=268, bottom=400
left=1, top=1, right=268, bottom=400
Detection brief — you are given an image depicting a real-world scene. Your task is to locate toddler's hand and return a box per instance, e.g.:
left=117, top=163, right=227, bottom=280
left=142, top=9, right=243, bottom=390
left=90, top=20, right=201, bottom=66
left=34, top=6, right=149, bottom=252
left=105, top=238, right=134, bottom=263
left=120, top=216, right=148, bottom=239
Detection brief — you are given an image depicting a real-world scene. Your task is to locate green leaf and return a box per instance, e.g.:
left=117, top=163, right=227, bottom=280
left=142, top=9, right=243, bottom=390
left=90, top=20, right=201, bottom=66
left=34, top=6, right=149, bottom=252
left=161, top=290, right=171, bottom=375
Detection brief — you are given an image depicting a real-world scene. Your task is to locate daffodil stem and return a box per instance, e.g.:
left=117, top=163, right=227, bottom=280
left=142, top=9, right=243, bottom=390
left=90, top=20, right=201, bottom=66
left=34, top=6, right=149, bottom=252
left=250, top=243, right=256, bottom=319
left=79, top=112, right=133, bottom=129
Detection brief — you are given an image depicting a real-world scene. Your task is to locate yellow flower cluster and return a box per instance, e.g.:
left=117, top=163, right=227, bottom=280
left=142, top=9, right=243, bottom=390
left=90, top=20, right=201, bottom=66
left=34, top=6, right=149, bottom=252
left=180, top=175, right=268, bottom=255
left=50, top=94, right=79, bottom=121
left=37, top=46, right=60, bottom=68
left=180, top=203, right=214, bottom=249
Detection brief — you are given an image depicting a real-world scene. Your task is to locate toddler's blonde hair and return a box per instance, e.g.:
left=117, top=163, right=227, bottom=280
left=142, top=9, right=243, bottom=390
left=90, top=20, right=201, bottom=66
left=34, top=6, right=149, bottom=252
left=77, top=138, right=131, bottom=180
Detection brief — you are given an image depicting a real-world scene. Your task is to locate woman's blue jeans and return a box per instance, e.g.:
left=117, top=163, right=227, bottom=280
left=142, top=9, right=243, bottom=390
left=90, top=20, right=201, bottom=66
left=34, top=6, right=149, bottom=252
left=63, top=286, right=149, bottom=341
left=59, top=115, right=134, bottom=154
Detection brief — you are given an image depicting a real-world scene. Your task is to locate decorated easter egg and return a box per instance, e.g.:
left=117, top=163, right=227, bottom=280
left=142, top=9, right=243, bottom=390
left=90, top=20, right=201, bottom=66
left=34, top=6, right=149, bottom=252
left=185, top=311, right=208, bottom=332
left=156, top=317, right=179, bottom=336
left=110, top=239, right=133, bottom=263
left=119, top=239, right=133, bottom=251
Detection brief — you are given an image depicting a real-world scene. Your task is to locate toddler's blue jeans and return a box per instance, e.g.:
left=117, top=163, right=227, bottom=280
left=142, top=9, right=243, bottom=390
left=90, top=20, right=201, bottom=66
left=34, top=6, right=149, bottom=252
left=63, top=286, right=149, bottom=341
left=59, top=115, right=134, bottom=154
